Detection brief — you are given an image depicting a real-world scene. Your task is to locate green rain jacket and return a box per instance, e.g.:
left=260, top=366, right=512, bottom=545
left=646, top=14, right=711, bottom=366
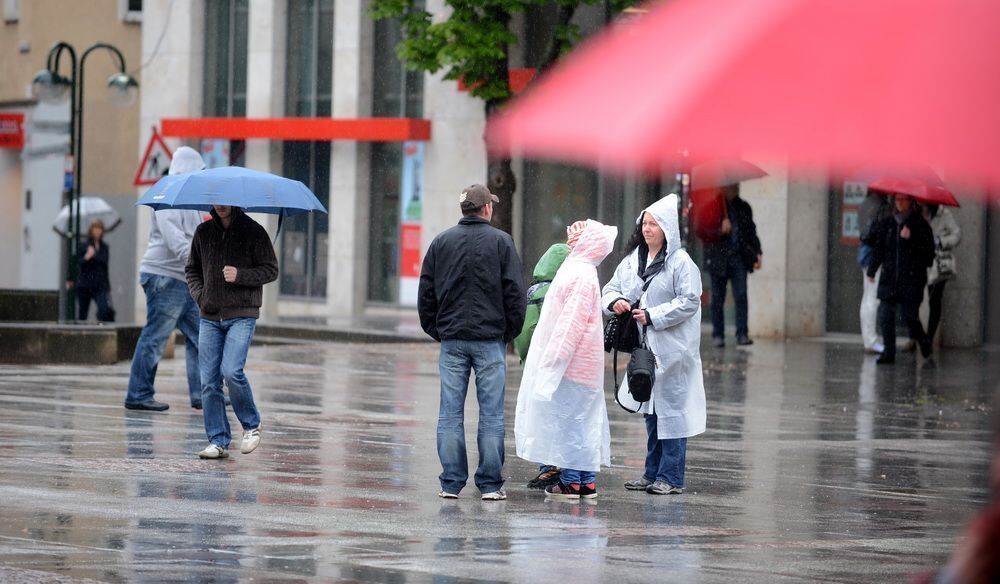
left=514, top=243, right=571, bottom=362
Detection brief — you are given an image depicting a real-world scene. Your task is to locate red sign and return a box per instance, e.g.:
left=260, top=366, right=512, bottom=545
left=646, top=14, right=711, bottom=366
left=134, top=128, right=173, bottom=186
left=400, top=222, right=422, bottom=278
left=0, top=114, right=25, bottom=149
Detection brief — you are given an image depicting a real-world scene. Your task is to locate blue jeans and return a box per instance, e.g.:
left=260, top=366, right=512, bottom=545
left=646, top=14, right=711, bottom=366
left=126, top=273, right=201, bottom=406
left=561, top=468, right=596, bottom=486
left=437, top=339, right=507, bottom=494
left=644, top=415, right=687, bottom=487
left=199, top=318, right=260, bottom=448
left=710, top=254, right=749, bottom=339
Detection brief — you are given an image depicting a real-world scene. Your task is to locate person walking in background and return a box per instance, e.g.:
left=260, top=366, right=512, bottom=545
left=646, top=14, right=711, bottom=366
left=700, top=185, right=762, bottom=347
left=515, top=219, right=618, bottom=501
left=602, top=194, right=706, bottom=495
left=857, top=190, right=891, bottom=354
left=514, top=237, right=571, bottom=491
left=125, top=147, right=207, bottom=412
left=923, top=203, right=961, bottom=346
left=418, top=184, right=526, bottom=501
left=865, top=194, right=935, bottom=365
left=76, top=219, right=114, bottom=322
left=186, top=205, right=278, bottom=459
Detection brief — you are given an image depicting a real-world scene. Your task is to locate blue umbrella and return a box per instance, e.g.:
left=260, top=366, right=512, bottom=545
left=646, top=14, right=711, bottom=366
left=136, top=166, right=328, bottom=216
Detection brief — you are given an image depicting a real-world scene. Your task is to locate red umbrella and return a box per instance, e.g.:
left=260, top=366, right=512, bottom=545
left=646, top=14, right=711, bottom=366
left=691, top=158, right=768, bottom=189
left=868, top=166, right=960, bottom=207
left=487, top=0, right=1000, bottom=192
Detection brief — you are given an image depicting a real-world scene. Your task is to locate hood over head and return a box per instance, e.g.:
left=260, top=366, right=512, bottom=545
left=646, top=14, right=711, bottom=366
left=638, top=193, right=682, bottom=258
left=532, top=243, right=570, bottom=282
left=169, top=146, right=206, bottom=176
left=568, top=219, right=618, bottom=266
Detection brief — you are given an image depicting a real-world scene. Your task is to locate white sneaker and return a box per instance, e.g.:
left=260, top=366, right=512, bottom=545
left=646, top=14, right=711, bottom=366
left=241, top=426, right=261, bottom=454
left=198, top=444, right=229, bottom=459
left=438, top=490, right=458, bottom=499
left=481, top=489, right=507, bottom=501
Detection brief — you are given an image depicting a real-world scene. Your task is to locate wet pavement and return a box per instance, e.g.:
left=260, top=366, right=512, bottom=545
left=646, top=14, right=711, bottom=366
left=0, top=337, right=996, bottom=583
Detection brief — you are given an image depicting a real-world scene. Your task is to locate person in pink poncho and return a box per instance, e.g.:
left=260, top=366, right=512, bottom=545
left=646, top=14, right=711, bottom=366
left=515, top=219, right=619, bottom=500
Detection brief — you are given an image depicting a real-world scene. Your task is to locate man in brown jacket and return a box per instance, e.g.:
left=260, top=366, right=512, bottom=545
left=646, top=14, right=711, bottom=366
left=186, top=205, right=278, bottom=459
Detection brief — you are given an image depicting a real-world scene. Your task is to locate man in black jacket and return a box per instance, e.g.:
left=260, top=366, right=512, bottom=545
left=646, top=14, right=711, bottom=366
left=186, top=205, right=278, bottom=459
left=418, top=184, right=526, bottom=501
left=701, top=186, right=762, bottom=347
left=865, top=194, right=935, bottom=364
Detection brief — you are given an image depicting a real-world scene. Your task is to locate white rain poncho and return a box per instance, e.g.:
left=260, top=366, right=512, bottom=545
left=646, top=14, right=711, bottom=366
left=601, top=194, right=707, bottom=439
left=515, top=219, right=619, bottom=472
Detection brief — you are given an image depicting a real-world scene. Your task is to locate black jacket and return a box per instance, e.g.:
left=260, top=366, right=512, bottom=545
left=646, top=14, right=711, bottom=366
left=418, top=216, right=527, bottom=343
left=865, top=212, right=935, bottom=304
left=77, top=238, right=110, bottom=291
left=703, top=196, right=762, bottom=276
left=185, top=208, right=278, bottom=320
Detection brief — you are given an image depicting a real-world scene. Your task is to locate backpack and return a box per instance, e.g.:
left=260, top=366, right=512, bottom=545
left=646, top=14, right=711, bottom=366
left=514, top=244, right=571, bottom=362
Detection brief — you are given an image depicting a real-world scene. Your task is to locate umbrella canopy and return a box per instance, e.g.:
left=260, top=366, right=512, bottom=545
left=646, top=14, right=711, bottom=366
left=136, top=166, right=328, bottom=215
left=53, top=197, right=122, bottom=237
left=691, top=159, right=768, bottom=189
left=487, top=0, right=1000, bottom=191
left=868, top=166, right=960, bottom=207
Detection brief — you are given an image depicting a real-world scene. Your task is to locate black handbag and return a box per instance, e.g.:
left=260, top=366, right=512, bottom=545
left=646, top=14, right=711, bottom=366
left=626, top=343, right=656, bottom=403
left=604, top=272, right=658, bottom=354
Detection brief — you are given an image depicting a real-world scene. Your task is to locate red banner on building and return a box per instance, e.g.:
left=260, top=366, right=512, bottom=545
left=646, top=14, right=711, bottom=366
left=0, top=114, right=25, bottom=149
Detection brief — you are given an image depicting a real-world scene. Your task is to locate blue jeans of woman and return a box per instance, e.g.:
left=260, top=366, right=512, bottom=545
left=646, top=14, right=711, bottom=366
left=437, top=339, right=507, bottom=495
left=643, top=414, right=687, bottom=487
left=199, top=317, right=260, bottom=448
left=126, top=273, right=201, bottom=406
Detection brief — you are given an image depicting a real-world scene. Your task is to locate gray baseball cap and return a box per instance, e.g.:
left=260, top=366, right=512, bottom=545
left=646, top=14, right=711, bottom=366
left=460, top=184, right=499, bottom=211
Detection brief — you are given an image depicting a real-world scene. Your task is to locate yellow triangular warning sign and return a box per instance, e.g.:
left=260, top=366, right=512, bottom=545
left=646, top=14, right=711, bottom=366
left=134, top=129, right=173, bottom=186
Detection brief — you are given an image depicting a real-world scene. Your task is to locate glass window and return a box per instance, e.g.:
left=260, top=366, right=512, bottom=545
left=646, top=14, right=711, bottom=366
left=203, top=0, right=248, bottom=117
left=280, top=0, right=333, bottom=299
left=367, top=10, right=425, bottom=304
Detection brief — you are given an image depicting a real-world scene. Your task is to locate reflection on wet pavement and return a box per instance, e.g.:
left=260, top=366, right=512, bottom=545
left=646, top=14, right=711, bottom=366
left=0, top=338, right=995, bottom=582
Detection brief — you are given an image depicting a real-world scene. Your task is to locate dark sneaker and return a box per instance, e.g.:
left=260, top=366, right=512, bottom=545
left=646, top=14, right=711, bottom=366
left=876, top=354, right=895, bottom=365
left=646, top=480, right=683, bottom=495
left=712, top=337, right=725, bottom=348
left=545, top=483, right=581, bottom=501
left=125, top=399, right=169, bottom=412
left=579, top=482, right=598, bottom=499
left=736, top=335, right=754, bottom=346
left=624, top=477, right=654, bottom=491
left=527, top=467, right=562, bottom=489
left=191, top=401, right=203, bottom=410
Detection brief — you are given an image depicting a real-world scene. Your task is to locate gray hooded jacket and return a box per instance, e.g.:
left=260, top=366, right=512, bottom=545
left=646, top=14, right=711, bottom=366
left=139, top=147, right=207, bottom=282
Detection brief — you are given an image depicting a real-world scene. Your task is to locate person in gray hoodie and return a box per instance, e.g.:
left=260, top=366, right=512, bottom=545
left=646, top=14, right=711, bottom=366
left=124, top=147, right=207, bottom=412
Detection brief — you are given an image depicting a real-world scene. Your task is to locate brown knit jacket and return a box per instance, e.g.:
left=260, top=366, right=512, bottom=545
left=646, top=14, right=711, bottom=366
left=185, top=208, right=278, bottom=320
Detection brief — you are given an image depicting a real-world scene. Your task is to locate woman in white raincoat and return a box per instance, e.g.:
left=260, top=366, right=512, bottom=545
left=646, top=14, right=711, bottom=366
left=515, top=219, right=619, bottom=500
left=601, top=194, right=706, bottom=495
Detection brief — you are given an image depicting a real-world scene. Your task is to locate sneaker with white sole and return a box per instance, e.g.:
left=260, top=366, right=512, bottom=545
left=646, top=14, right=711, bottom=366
left=481, top=489, right=507, bottom=501
left=646, top=480, right=683, bottom=495
left=624, top=477, right=654, bottom=491
left=241, top=426, right=261, bottom=454
left=438, top=491, right=459, bottom=499
left=198, top=444, right=229, bottom=459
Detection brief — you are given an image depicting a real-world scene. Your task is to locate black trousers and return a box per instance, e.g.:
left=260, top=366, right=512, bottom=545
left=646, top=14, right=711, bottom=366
left=877, top=299, right=926, bottom=359
left=77, top=286, right=113, bottom=322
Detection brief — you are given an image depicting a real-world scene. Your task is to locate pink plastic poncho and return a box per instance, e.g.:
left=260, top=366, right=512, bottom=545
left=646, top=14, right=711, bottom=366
left=515, top=219, right=618, bottom=472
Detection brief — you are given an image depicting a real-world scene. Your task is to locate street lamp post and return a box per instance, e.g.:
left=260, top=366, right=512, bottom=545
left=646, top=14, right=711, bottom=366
left=32, top=42, right=138, bottom=322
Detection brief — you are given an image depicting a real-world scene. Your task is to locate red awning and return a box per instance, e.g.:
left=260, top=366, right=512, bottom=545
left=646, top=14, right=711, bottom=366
left=161, top=117, right=431, bottom=142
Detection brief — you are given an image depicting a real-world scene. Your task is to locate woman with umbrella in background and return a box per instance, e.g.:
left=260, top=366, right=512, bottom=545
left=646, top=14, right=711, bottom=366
left=922, top=203, right=961, bottom=348
left=75, top=219, right=114, bottom=322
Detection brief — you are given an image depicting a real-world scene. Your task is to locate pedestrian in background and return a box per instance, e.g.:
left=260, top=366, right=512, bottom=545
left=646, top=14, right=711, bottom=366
left=418, top=184, right=526, bottom=501
left=857, top=190, right=891, bottom=354
left=602, top=194, right=706, bottom=495
left=923, top=203, right=961, bottom=346
left=865, top=194, right=935, bottom=364
left=125, top=147, right=206, bottom=412
left=700, top=185, right=762, bottom=347
left=186, top=205, right=278, bottom=459
left=515, top=219, right=618, bottom=501
left=76, top=219, right=114, bottom=322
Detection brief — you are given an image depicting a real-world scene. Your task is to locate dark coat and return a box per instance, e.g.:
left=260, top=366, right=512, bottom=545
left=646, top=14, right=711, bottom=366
left=418, top=216, right=527, bottom=343
left=702, top=196, right=762, bottom=276
left=864, top=212, right=935, bottom=304
left=77, top=238, right=110, bottom=291
left=185, top=208, right=278, bottom=320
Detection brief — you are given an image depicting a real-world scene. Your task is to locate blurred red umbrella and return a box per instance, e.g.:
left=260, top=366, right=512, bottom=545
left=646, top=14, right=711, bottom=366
left=692, top=158, right=768, bottom=189
left=487, top=0, right=1000, bottom=193
left=869, top=166, right=960, bottom=207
